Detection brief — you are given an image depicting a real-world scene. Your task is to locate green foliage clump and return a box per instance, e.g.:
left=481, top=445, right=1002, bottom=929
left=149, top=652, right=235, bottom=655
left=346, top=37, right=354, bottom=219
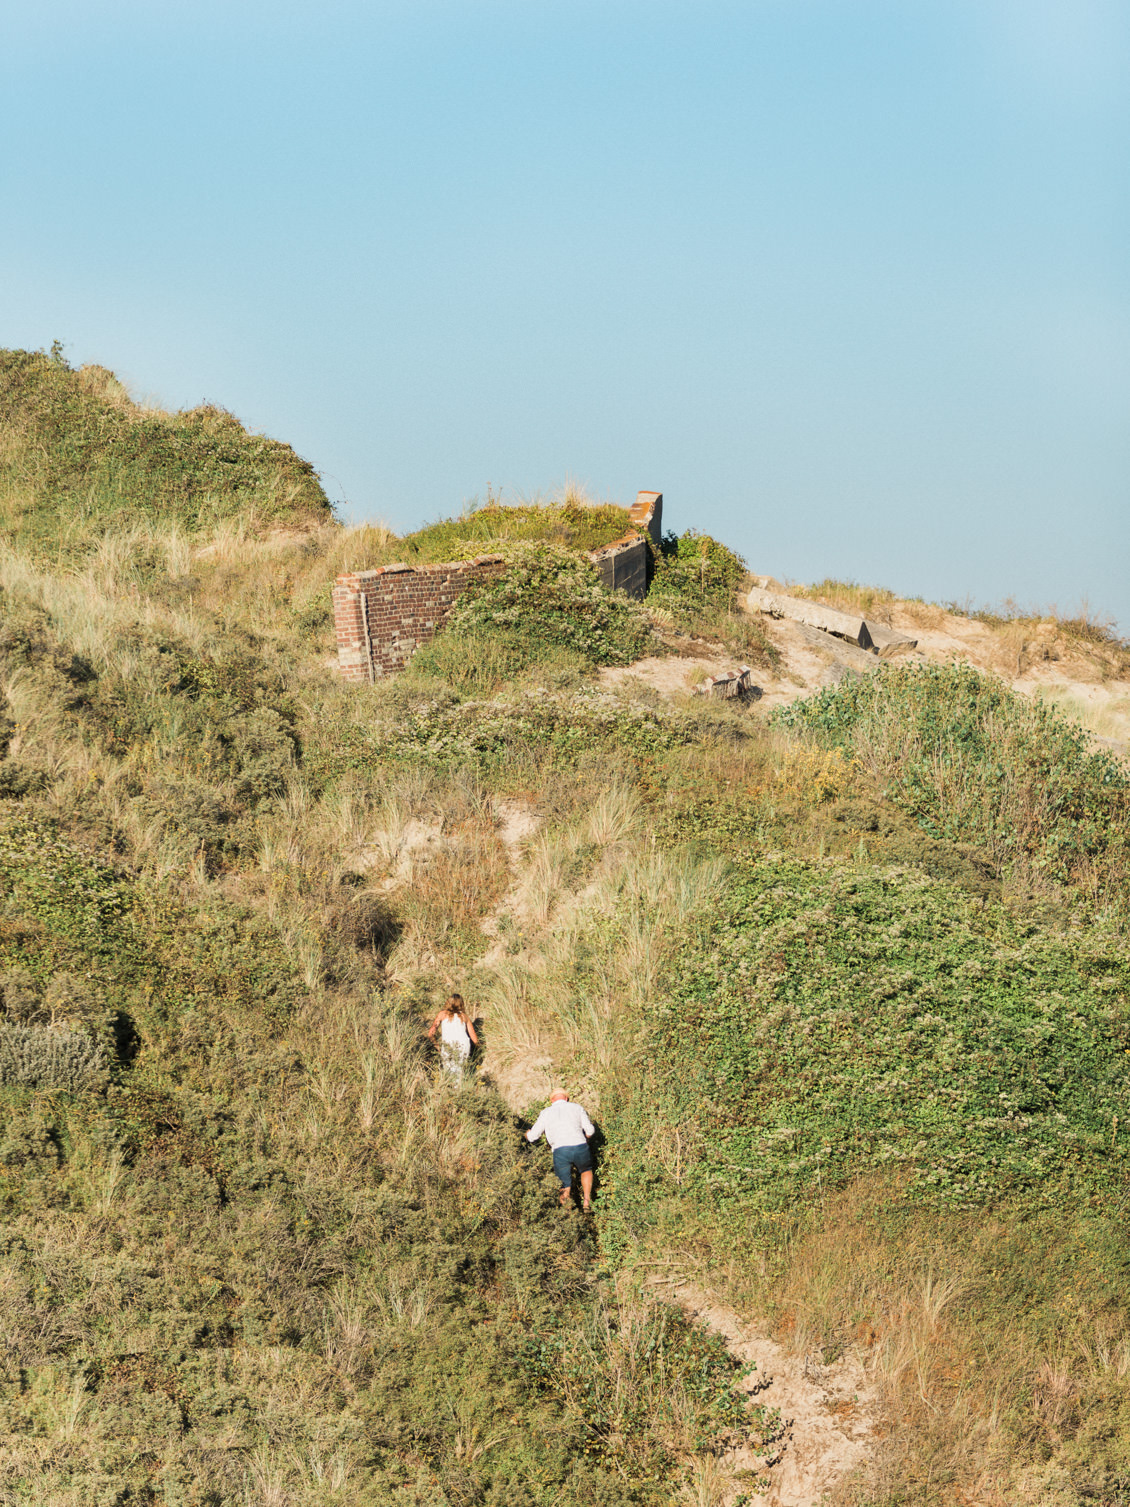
left=645, top=530, right=777, bottom=669
left=407, top=624, right=591, bottom=696
left=0, top=820, right=133, bottom=958
left=308, top=685, right=692, bottom=786
left=0, top=347, right=331, bottom=551
left=648, top=530, right=747, bottom=621
left=773, top=661, right=1130, bottom=894
left=442, top=543, right=656, bottom=674
left=606, top=862, right=1130, bottom=1228
left=521, top=1297, right=780, bottom=1471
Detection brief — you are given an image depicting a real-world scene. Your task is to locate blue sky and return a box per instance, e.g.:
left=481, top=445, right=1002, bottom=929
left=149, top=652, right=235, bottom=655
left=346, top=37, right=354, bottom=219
left=3, top=0, right=1127, bottom=628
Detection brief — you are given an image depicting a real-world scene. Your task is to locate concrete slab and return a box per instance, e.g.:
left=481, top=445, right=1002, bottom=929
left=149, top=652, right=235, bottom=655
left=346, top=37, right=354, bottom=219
left=790, top=621, right=884, bottom=674
left=863, top=621, right=918, bottom=656
left=743, top=586, right=875, bottom=651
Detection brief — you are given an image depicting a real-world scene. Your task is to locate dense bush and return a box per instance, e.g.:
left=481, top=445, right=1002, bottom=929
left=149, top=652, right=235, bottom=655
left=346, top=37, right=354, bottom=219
left=0, top=347, right=331, bottom=549
left=442, top=543, right=656, bottom=673
left=648, top=529, right=747, bottom=621
left=605, top=861, right=1130, bottom=1226
left=307, top=685, right=693, bottom=785
left=773, top=661, right=1130, bottom=893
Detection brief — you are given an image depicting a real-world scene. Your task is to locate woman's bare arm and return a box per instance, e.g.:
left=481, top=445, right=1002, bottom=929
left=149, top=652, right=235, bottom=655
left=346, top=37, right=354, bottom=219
left=467, top=1021, right=480, bottom=1046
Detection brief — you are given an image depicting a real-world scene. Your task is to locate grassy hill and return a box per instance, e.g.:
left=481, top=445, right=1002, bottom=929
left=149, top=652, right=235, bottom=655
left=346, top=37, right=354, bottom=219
left=0, top=347, right=333, bottom=552
left=0, top=353, right=1128, bottom=1506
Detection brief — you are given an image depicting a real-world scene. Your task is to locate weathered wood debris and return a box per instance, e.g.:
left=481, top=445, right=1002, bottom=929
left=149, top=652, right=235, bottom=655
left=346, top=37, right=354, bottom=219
left=696, top=665, right=761, bottom=700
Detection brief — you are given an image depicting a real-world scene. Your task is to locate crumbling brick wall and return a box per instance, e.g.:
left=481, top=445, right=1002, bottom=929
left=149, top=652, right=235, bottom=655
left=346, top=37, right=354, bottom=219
left=332, top=555, right=506, bottom=683
left=332, top=491, right=663, bottom=682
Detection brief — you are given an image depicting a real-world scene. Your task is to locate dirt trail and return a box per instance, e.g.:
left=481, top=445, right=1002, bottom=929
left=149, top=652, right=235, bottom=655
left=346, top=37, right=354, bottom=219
left=469, top=801, right=883, bottom=1501
left=653, top=1278, right=876, bottom=1507
left=474, top=798, right=558, bottom=1109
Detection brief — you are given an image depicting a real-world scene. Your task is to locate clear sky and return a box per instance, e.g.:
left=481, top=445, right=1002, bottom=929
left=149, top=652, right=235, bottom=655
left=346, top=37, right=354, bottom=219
left=3, top=1, right=1127, bottom=629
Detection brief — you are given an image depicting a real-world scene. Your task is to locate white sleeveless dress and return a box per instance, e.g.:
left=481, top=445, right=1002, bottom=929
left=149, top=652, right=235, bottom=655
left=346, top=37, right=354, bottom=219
left=439, top=1014, right=472, bottom=1075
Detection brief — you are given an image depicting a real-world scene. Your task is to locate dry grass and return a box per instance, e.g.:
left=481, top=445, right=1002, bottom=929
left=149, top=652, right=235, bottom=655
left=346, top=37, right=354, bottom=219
left=472, top=795, right=726, bottom=1111
left=788, top=578, right=900, bottom=623
left=1033, top=685, right=1130, bottom=749
left=685, top=1183, right=1130, bottom=1507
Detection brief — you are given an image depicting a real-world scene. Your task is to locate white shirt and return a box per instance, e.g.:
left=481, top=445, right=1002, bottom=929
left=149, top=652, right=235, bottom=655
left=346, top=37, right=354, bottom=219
left=439, top=1015, right=471, bottom=1057
left=525, top=1100, right=595, bottom=1151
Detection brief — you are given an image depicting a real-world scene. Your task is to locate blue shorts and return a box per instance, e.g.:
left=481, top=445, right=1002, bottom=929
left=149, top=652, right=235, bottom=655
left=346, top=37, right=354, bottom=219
left=552, top=1142, right=593, bottom=1186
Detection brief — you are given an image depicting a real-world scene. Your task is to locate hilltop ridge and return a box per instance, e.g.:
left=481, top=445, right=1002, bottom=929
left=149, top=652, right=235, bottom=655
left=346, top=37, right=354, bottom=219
left=0, top=347, right=332, bottom=552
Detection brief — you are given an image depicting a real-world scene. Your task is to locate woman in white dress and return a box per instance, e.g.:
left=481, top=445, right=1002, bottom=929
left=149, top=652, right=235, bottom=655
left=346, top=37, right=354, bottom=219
left=427, top=993, right=479, bottom=1076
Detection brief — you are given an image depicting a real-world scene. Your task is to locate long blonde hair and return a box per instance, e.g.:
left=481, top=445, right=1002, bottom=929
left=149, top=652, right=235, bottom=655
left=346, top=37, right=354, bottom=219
left=445, top=993, right=467, bottom=1019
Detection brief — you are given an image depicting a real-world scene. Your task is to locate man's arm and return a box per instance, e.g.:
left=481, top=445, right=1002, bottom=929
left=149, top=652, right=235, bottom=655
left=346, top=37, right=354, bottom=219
left=579, top=1109, right=595, bottom=1139
left=525, top=1110, right=546, bottom=1144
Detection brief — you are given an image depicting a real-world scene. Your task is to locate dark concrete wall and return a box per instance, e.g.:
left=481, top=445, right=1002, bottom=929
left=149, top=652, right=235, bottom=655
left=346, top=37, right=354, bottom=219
left=589, top=535, right=648, bottom=599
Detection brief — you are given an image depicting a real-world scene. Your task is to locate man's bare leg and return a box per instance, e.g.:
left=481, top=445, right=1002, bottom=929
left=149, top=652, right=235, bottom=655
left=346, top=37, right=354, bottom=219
left=559, top=1185, right=571, bottom=1206
left=580, top=1169, right=593, bottom=1211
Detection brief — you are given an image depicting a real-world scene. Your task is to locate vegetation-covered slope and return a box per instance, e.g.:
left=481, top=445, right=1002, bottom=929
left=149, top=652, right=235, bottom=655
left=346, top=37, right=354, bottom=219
left=0, top=355, right=1128, bottom=1505
left=0, top=347, right=333, bottom=551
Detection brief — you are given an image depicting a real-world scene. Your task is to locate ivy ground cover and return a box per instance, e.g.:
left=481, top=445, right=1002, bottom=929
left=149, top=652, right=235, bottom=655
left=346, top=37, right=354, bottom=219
left=614, top=862, right=1130, bottom=1221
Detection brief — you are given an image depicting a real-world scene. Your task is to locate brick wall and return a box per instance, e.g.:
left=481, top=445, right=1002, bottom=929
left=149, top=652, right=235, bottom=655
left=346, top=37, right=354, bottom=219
left=629, top=489, right=663, bottom=544
left=332, top=555, right=506, bottom=683
left=332, top=491, right=664, bottom=682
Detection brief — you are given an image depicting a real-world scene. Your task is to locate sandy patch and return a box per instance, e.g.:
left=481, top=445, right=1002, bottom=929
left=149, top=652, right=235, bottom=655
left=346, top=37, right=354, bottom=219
left=602, top=597, right=1129, bottom=756
left=475, top=798, right=555, bottom=1106
left=597, top=633, right=871, bottom=713
left=597, top=654, right=743, bottom=699
left=493, top=797, right=540, bottom=849
left=357, top=817, right=446, bottom=891
left=652, top=1278, right=877, bottom=1507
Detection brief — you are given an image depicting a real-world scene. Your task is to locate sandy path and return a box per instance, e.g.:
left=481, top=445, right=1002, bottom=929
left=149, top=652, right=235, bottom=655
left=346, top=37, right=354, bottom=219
left=652, top=1278, right=876, bottom=1507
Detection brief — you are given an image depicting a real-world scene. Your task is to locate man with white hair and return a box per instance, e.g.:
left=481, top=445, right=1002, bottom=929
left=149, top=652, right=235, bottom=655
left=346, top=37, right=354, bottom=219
left=525, top=1090, right=596, bottom=1212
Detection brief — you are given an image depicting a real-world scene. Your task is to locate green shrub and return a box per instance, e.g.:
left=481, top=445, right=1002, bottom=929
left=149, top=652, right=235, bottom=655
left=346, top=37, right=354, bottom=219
left=604, top=861, right=1130, bottom=1231
left=772, top=661, right=1130, bottom=893
left=0, top=347, right=331, bottom=551
left=0, top=819, right=133, bottom=957
left=648, top=530, right=747, bottom=621
left=443, top=543, right=656, bottom=671
left=89, top=637, right=301, bottom=807
left=521, top=1292, right=778, bottom=1471
left=399, top=499, right=634, bottom=561
left=406, top=623, right=548, bottom=695
left=347, top=687, right=691, bottom=775
left=645, top=530, right=779, bottom=669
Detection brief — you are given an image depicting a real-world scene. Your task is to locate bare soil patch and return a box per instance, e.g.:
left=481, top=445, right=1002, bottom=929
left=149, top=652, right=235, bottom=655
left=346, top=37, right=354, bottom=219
left=653, top=1278, right=877, bottom=1507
